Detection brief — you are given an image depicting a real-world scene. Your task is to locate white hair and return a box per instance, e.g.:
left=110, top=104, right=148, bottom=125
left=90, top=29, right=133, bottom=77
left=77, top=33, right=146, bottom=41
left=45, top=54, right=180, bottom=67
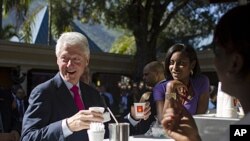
left=55, top=32, right=90, bottom=59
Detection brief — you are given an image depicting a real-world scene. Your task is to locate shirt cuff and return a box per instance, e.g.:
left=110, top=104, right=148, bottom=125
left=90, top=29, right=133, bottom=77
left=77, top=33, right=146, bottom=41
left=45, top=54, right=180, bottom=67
left=62, top=119, right=73, bottom=137
left=126, top=113, right=141, bottom=126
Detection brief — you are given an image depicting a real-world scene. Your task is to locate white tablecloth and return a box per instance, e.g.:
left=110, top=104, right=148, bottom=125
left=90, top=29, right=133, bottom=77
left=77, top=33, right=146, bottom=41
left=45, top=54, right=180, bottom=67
left=194, top=114, right=240, bottom=141
left=104, top=135, right=174, bottom=141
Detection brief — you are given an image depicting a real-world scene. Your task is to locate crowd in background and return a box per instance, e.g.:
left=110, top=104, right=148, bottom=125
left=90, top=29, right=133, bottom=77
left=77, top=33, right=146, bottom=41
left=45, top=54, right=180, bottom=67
left=0, top=84, right=28, bottom=141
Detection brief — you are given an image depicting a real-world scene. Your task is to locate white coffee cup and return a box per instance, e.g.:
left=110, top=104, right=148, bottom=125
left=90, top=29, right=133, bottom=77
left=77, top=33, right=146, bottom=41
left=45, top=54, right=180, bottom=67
left=103, top=112, right=111, bottom=122
left=87, top=130, right=105, bottom=141
left=89, top=107, right=111, bottom=122
left=223, top=108, right=237, bottom=118
left=89, top=107, right=105, bottom=113
left=134, top=102, right=146, bottom=119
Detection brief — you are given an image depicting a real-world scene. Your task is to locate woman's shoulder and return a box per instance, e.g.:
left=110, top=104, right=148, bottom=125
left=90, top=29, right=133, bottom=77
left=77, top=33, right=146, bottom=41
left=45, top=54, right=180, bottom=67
left=192, top=74, right=209, bottom=83
left=157, top=80, right=168, bottom=87
left=191, top=74, right=210, bottom=92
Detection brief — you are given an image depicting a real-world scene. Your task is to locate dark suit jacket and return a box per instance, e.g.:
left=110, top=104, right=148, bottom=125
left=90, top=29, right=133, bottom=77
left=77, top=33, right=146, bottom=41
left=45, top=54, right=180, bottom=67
left=0, top=88, right=21, bottom=133
left=12, top=96, right=29, bottom=123
left=21, top=73, right=106, bottom=141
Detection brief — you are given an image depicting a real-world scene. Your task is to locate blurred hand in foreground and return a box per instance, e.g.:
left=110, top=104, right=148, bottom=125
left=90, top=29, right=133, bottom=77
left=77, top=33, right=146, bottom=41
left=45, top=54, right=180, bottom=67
left=161, top=96, right=201, bottom=141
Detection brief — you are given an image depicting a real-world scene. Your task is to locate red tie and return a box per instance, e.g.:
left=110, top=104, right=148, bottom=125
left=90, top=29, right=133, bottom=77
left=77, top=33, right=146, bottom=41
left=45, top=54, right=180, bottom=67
left=70, top=85, right=85, bottom=110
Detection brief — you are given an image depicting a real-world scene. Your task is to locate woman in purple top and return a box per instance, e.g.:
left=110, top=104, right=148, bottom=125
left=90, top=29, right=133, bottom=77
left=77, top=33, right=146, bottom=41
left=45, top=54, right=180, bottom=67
left=154, top=43, right=209, bottom=118
left=162, top=5, right=250, bottom=141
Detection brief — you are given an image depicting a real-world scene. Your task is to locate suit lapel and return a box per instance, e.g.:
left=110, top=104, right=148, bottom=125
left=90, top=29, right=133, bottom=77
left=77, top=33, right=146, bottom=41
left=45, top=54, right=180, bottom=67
left=53, top=73, right=100, bottom=112
left=53, top=73, right=78, bottom=114
left=79, top=83, right=89, bottom=109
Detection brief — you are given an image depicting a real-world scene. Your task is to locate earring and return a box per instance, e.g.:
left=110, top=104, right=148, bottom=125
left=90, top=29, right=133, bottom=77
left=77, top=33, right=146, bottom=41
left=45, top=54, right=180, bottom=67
left=190, top=70, right=193, bottom=76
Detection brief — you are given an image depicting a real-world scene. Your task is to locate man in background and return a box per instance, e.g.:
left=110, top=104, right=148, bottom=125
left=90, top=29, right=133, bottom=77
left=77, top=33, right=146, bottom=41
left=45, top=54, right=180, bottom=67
left=11, top=84, right=28, bottom=123
left=0, top=87, right=20, bottom=141
left=124, top=61, right=165, bottom=135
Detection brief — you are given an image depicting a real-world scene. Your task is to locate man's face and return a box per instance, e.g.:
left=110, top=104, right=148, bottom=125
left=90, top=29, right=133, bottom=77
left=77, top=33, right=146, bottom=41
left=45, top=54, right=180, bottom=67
left=57, top=45, right=88, bottom=85
left=213, top=45, right=233, bottom=93
left=143, top=67, right=157, bottom=87
left=16, top=88, right=26, bottom=99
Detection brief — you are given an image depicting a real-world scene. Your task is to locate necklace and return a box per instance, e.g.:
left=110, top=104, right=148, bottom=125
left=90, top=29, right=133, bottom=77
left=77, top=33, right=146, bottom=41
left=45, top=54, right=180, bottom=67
left=178, top=82, right=193, bottom=104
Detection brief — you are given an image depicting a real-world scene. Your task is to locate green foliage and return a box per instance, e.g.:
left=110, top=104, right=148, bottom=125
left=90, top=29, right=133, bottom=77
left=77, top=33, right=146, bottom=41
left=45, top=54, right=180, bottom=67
left=0, top=24, right=17, bottom=39
left=50, top=0, right=74, bottom=39
left=0, top=0, right=31, bottom=40
left=20, top=20, right=32, bottom=43
left=110, top=35, right=136, bottom=55
left=2, top=0, right=31, bottom=16
left=19, top=5, right=44, bottom=43
left=70, top=0, right=236, bottom=51
left=162, top=2, right=237, bottom=49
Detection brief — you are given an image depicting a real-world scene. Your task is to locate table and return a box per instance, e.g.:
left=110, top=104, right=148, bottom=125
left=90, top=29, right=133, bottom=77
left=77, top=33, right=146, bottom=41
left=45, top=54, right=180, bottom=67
left=104, top=135, right=174, bottom=141
left=194, top=114, right=240, bottom=141
left=105, top=113, right=240, bottom=141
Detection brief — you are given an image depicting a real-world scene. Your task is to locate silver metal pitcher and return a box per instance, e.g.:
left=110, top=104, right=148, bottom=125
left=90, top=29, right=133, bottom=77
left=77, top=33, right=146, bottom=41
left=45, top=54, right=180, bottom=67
left=109, top=123, right=129, bottom=141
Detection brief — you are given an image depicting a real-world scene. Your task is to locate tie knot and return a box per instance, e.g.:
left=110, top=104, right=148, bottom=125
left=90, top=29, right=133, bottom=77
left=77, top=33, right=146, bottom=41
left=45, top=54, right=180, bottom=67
left=70, top=85, right=79, bottom=94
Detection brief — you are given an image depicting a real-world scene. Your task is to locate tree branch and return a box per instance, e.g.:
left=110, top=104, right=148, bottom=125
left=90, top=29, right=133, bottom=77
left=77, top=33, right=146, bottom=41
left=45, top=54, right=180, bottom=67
left=159, top=0, right=190, bottom=32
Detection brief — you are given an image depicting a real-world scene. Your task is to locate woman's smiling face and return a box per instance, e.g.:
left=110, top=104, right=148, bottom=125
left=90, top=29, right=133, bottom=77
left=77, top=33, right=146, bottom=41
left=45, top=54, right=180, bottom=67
left=169, top=52, right=193, bottom=83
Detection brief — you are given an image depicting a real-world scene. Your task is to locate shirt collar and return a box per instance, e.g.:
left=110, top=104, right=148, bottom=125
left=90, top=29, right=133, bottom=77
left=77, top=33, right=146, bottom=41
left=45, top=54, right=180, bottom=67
left=60, top=73, right=80, bottom=90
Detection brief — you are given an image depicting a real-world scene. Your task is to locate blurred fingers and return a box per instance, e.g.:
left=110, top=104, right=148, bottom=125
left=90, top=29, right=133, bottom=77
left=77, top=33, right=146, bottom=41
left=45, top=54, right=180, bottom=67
left=130, top=105, right=137, bottom=119
left=162, top=98, right=184, bottom=130
left=67, top=110, right=104, bottom=131
left=143, top=102, right=151, bottom=120
left=143, top=109, right=151, bottom=120
left=145, top=101, right=150, bottom=107
left=162, top=108, right=175, bottom=130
